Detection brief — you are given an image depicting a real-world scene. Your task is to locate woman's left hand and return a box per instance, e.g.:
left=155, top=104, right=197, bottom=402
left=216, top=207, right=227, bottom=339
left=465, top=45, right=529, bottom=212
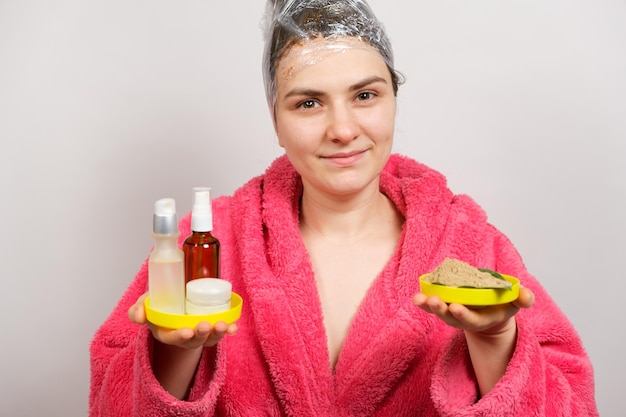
left=413, top=286, right=535, bottom=395
left=412, top=286, right=535, bottom=334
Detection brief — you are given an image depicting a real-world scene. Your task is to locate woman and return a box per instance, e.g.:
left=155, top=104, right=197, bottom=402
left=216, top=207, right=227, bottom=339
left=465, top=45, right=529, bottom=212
left=89, top=1, right=598, bottom=415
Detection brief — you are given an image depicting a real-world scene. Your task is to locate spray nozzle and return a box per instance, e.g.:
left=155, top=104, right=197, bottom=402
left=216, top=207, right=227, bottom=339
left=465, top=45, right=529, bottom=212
left=191, top=187, right=213, bottom=232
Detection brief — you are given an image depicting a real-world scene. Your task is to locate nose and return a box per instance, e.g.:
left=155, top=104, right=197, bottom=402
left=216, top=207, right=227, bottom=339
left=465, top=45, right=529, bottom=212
left=326, top=104, right=360, bottom=143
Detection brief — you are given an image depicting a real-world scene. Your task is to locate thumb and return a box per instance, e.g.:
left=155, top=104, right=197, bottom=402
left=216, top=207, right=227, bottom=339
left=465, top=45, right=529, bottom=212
left=514, top=287, right=535, bottom=309
left=128, top=292, right=149, bottom=324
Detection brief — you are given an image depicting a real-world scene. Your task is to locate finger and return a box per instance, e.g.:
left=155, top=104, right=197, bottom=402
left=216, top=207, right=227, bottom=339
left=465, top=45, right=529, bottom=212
left=449, top=302, right=520, bottom=334
left=149, top=320, right=237, bottom=349
left=149, top=324, right=196, bottom=348
left=176, top=323, right=215, bottom=349
left=194, top=321, right=238, bottom=348
left=203, top=322, right=230, bottom=348
left=444, top=303, right=486, bottom=330
left=412, top=293, right=427, bottom=306
left=128, top=293, right=149, bottom=324
left=513, top=287, right=535, bottom=309
left=426, top=296, right=449, bottom=316
left=195, top=321, right=213, bottom=338
left=448, top=303, right=471, bottom=322
left=226, top=323, right=238, bottom=335
left=413, top=293, right=446, bottom=315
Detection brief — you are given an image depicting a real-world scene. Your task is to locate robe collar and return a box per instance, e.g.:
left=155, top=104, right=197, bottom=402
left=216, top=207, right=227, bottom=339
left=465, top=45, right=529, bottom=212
left=230, top=154, right=452, bottom=416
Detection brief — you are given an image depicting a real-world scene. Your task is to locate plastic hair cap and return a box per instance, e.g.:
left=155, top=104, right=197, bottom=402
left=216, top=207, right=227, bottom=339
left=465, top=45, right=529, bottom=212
left=261, top=0, right=397, bottom=114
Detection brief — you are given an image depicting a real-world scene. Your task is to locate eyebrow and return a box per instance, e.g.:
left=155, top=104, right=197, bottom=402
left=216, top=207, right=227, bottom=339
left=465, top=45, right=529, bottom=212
left=349, top=76, right=388, bottom=92
left=283, top=75, right=388, bottom=100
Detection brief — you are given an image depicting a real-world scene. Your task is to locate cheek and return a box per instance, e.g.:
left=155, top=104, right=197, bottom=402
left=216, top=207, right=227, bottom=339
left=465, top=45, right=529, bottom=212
left=381, top=104, right=397, bottom=139
left=275, top=117, right=303, bottom=150
left=276, top=125, right=285, bottom=148
left=364, top=108, right=396, bottom=141
left=275, top=115, right=316, bottom=150
left=274, top=115, right=290, bottom=148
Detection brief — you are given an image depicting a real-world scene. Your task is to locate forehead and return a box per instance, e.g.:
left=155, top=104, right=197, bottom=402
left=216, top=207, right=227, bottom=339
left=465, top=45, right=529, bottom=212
left=276, top=37, right=387, bottom=87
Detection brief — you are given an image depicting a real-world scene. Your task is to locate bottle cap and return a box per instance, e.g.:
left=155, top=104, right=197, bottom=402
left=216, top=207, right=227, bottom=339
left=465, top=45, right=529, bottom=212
left=186, top=278, right=232, bottom=306
left=153, top=198, right=178, bottom=234
left=191, top=187, right=213, bottom=232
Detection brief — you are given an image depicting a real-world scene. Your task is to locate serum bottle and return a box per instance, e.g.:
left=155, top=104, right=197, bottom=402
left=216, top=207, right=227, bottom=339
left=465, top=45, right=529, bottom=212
left=148, top=198, right=185, bottom=314
left=183, top=187, right=220, bottom=283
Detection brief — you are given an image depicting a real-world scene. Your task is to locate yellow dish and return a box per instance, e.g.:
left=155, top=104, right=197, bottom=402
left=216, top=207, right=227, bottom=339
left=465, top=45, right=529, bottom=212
left=145, top=292, right=243, bottom=329
left=419, top=273, right=520, bottom=306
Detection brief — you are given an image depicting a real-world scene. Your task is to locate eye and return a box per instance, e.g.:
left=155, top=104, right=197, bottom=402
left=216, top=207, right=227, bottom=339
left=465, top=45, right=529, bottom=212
left=298, top=99, right=318, bottom=109
left=356, top=91, right=375, bottom=101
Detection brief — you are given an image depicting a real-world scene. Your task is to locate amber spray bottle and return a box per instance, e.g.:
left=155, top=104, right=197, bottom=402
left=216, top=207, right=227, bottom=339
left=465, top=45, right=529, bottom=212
left=183, top=187, right=220, bottom=283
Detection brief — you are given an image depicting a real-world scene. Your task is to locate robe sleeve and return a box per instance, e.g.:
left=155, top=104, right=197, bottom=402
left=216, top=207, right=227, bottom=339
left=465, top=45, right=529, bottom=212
left=429, top=224, right=599, bottom=416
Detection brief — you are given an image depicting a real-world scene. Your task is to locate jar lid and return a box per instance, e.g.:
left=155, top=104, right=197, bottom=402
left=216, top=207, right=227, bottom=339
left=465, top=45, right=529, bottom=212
left=186, top=278, right=232, bottom=306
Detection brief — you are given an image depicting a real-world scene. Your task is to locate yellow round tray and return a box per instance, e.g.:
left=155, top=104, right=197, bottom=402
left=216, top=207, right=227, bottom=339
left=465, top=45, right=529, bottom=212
left=419, top=273, right=519, bottom=306
left=145, top=292, right=243, bottom=329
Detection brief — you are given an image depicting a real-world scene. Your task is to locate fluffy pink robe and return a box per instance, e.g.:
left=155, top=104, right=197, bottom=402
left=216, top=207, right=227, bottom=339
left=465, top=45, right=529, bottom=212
left=90, top=154, right=598, bottom=416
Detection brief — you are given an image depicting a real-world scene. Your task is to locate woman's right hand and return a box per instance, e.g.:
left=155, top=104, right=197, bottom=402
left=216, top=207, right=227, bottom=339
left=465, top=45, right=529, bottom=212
left=128, top=292, right=237, bottom=398
left=128, top=292, right=238, bottom=349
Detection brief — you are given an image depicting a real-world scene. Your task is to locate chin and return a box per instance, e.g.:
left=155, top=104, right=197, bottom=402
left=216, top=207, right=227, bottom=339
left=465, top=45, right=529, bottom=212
left=324, top=173, right=380, bottom=196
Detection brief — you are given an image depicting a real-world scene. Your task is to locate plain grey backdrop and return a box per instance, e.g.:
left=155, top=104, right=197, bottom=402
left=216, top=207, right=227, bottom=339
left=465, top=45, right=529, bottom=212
left=1, top=0, right=624, bottom=415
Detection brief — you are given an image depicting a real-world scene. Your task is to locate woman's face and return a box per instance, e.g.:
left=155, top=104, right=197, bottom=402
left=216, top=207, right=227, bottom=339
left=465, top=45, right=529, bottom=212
left=273, top=37, right=396, bottom=199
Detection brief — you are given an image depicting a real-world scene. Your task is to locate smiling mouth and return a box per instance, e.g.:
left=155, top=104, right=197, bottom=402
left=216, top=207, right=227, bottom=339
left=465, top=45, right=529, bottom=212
left=323, top=149, right=367, bottom=158
left=321, top=149, right=367, bottom=166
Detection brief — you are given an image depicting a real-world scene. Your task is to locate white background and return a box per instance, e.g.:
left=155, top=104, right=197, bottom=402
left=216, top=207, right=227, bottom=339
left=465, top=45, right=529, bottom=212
left=1, top=1, right=624, bottom=415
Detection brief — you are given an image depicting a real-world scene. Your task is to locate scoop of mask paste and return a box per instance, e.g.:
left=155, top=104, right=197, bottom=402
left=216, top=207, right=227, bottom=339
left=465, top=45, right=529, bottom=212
left=424, top=258, right=512, bottom=289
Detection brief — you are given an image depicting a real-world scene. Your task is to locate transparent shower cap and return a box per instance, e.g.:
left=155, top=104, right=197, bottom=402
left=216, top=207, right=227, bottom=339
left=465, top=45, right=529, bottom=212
left=261, top=0, right=398, bottom=113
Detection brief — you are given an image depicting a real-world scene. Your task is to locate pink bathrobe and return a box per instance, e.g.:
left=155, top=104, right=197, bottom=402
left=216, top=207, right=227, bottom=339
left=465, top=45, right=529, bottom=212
left=90, top=154, right=598, bottom=416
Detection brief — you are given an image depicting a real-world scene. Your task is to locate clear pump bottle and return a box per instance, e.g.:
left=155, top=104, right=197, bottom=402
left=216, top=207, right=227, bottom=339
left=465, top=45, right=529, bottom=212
left=183, top=187, right=220, bottom=283
left=148, top=198, right=185, bottom=314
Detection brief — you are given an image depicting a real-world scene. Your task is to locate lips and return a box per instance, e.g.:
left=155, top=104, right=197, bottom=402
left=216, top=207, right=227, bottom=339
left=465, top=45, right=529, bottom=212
left=321, top=149, right=367, bottom=167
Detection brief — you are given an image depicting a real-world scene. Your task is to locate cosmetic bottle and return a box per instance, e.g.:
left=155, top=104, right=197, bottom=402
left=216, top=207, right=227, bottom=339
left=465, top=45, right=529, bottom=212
left=183, top=187, right=220, bottom=283
left=148, top=198, right=185, bottom=314
left=185, top=278, right=232, bottom=315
